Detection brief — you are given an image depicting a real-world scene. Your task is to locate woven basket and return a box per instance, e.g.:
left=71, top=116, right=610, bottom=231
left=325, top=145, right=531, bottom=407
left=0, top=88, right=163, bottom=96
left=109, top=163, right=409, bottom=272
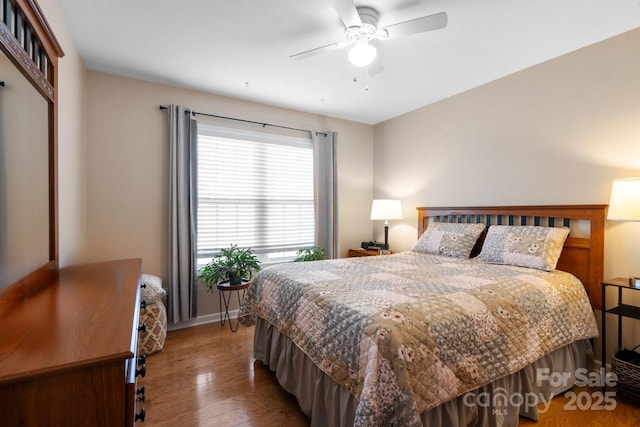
left=612, top=344, right=640, bottom=392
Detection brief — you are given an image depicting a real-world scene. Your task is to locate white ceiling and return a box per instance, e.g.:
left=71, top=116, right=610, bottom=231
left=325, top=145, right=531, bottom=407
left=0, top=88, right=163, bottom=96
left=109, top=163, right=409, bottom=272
left=58, top=0, right=640, bottom=125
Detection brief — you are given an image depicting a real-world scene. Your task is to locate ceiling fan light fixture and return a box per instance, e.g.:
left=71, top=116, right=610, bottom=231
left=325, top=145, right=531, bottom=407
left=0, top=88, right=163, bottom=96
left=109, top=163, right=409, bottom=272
left=348, top=43, right=377, bottom=67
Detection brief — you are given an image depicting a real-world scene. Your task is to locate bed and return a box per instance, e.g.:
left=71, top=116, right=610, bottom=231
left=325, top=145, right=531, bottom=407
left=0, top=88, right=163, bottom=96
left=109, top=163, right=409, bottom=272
left=239, top=205, right=606, bottom=427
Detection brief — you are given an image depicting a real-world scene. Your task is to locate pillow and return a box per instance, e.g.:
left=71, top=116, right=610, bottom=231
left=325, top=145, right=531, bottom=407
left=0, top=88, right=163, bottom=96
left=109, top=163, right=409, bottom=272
left=478, top=225, right=570, bottom=271
left=141, top=273, right=167, bottom=304
left=411, top=222, right=486, bottom=258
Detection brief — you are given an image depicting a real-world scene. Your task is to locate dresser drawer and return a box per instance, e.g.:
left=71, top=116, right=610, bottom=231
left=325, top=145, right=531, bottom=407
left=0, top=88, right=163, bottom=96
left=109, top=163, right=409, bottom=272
left=126, top=286, right=148, bottom=425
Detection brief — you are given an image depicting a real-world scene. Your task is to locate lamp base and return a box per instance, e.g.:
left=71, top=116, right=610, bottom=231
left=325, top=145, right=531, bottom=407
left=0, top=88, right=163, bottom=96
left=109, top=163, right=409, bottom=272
left=383, top=225, right=389, bottom=250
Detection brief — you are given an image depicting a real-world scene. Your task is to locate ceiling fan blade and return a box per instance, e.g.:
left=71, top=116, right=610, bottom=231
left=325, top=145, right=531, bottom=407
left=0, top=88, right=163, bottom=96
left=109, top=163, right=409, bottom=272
left=290, top=40, right=351, bottom=61
left=368, top=56, right=384, bottom=76
left=382, top=11, right=448, bottom=39
left=332, top=0, right=362, bottom=28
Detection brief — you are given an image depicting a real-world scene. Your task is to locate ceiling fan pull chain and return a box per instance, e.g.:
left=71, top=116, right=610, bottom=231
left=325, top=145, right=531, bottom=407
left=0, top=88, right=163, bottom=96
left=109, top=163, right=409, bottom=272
left=351, top=68, right=370, bottom=92
left=364, top=67, right=369, bottom=92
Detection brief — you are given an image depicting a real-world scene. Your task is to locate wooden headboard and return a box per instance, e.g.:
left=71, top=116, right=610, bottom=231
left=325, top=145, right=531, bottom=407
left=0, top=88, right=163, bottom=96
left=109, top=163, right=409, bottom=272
left=417, top=205, right=607, bottom=310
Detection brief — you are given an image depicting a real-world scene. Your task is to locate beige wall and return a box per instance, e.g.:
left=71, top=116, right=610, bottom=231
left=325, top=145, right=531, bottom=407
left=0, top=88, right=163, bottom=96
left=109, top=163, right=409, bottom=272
left=84, top=72, right=373, bottom=319
left=29, top=0, right=375, bottom=322
left=41, top=0, right=88, bottom=267
left=39, top=0, right=640, bottom=359
left=373, top=28, right=640, bottom=362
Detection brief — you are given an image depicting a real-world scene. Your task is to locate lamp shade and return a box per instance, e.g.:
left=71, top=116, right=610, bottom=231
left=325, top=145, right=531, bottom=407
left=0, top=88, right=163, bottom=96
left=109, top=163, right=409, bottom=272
left=370, top=199, right=403, bottom=221
left=607, top=178, right=640, bottom=221
left=348, top=43, right=377, bottom=68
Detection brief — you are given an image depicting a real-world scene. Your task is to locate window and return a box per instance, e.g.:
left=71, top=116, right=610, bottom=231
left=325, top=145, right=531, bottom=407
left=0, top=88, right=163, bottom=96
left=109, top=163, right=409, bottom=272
left=197, top=124, right=315, bottom=264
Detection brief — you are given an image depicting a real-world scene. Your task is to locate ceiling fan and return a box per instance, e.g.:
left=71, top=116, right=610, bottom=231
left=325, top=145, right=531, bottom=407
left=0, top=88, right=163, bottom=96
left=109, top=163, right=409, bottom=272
left=290, top=0, right=448, bottom=73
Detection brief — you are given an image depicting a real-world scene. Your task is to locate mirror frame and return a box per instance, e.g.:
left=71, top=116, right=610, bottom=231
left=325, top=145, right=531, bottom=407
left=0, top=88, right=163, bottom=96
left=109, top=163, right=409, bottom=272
left=0, top=0, right=64, bottom=289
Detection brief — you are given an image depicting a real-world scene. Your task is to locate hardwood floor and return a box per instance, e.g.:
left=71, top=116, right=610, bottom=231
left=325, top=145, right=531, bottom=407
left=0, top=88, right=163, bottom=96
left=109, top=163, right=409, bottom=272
left=142, top=322, right=309, bottom=427
left=144, top=323, right=640, bottom=426
left=518, top=387, right=640, bottom=427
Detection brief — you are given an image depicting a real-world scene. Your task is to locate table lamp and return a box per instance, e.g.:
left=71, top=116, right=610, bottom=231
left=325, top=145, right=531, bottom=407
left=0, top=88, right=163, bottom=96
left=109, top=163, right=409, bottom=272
left=608, top=178, right=640, bottom=222
left=370, top=199, right=403, bottom=250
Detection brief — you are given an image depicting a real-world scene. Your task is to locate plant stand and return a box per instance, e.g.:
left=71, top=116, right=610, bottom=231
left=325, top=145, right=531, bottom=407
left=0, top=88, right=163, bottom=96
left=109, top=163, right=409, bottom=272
left=217, top=280, right=251, bottom=332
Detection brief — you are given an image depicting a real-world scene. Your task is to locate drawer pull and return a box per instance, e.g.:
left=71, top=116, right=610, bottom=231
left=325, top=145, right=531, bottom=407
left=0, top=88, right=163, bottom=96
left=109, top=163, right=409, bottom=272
left=136, top=364, right=146, bottom=378
left=135, top=408, right=146, bottom=422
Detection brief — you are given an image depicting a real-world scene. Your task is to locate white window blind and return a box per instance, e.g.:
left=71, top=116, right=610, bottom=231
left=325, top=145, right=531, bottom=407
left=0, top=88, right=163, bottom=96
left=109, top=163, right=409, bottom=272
left=197, top=124, right=315, bottom=262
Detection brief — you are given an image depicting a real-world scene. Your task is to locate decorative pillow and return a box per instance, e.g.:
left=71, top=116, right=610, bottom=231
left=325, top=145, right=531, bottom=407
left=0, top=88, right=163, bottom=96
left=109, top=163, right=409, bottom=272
left=411, top=222, right=486, bottom=258
left=479, top=226, right=570, bottom=271
left=141, top=273, right=166, bottom=304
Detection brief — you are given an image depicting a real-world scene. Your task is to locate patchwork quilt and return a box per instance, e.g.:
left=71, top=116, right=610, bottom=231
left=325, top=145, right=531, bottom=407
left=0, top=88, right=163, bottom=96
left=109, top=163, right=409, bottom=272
left=239, top=252, right=598, bottom=426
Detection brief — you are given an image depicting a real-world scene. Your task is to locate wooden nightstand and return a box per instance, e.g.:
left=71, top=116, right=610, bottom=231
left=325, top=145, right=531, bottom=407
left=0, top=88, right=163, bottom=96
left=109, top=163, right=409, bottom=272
left=347, top=248, right=392, bottom=257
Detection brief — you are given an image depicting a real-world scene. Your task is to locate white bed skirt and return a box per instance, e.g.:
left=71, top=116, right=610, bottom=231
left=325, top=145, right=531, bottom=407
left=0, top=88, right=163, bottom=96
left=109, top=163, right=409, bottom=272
left=253, top=317, right=594, bottom=427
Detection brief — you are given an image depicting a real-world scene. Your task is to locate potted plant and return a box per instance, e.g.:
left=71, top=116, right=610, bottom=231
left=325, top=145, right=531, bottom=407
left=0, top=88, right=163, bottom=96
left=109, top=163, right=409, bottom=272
left=292, top=246, right=327, bottom=262
left=198, top=244, right=261, bottom=290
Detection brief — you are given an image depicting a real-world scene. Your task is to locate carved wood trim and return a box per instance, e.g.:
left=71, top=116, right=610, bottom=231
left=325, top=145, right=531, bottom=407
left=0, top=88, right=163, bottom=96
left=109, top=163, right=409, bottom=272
left=1, top=0, right=63, bottom=101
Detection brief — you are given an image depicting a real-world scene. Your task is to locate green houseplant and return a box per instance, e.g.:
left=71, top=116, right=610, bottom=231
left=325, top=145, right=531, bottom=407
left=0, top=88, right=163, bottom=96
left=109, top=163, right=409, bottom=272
left=198, top=245, right=261, bottom=290
left=292, top=246, right=327, bottom=262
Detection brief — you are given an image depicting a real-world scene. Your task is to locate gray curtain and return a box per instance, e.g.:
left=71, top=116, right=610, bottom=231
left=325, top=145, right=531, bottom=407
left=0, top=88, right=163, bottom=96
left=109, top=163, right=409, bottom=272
left=167, top=105, right=198, bottom=323
left=313, top=131, right=338, bottom=259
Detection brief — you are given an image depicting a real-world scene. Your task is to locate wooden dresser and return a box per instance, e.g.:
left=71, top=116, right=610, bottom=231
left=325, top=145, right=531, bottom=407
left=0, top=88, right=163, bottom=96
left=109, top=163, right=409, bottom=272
left=0, top=259, right=147, bottom=426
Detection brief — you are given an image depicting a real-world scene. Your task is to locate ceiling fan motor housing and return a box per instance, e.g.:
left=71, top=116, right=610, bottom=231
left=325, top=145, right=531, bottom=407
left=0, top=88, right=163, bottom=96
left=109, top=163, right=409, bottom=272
left=345, top=7, right=384, bottom=42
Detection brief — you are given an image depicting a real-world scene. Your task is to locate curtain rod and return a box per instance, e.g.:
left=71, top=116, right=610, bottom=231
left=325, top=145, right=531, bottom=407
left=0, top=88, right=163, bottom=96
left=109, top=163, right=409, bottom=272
left=159, top=105, right=326, bottom=136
